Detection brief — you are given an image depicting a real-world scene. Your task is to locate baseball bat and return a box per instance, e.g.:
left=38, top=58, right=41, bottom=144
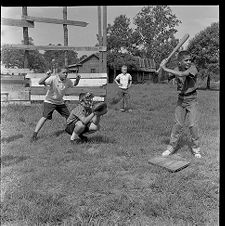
left=156, top=33, right=190, bottom=74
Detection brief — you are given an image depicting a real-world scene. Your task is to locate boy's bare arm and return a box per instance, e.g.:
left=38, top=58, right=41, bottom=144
left=79, top=112, right=100, bottom=125
left=128, top=79, right=132, bottom=87
left=39, top=70, right=52, bottom=85
left=160, top=59, right=190, bottom=78
left=73, top=75, right=81, bottom=86
left=114, top=78, right=121, bottom=86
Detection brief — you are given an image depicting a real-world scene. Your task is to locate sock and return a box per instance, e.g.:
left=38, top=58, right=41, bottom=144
left=70, top=131, right=78, bottom=141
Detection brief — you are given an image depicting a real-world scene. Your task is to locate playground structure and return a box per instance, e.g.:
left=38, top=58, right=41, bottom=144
left=1, top=6, right=107, bottom=103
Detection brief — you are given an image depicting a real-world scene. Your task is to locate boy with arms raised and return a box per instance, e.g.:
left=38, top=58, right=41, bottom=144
left=65, top=92, right=107, bottom=142
left=30, top=68, right=80, bottom=142
left=160, top=50, right=201, bottom=158
left=114, top=65, right=132, bottom=112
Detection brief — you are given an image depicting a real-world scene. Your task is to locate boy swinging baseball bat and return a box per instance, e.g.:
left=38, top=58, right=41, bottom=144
left=157, top=33, right=190, bottom=74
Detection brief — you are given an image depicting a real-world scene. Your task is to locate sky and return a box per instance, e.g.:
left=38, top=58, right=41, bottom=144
left=1, top=6, right=219, bottom=57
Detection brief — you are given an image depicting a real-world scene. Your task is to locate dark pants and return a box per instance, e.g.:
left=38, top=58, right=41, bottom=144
left=117, top=88, right=131, bottom=110
left=168, top=94, right=200, bottom=150
left=43, top=102, right=70, bottom=120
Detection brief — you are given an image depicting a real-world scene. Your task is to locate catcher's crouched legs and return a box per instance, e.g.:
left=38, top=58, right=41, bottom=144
left=88, top=115, right=101, bottom=132
left=70, top=121, right=86, bottom=140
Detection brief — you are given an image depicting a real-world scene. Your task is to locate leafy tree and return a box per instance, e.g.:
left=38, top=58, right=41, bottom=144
left=1, top=46, right=25, bottom=68
left=2, top=37, right=48, bottom=72
left=43, top=44, right=79, bottom=71
left=133, top=5, right=181, bottom=66
left=187, top=22, right=219, bottom=88
left=107, top=15, right=139, bottom=78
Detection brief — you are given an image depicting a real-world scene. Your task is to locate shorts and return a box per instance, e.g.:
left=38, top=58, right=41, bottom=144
left=65, top=121, right=91, bottom=135
left=43, top=102, right=70, bottom=120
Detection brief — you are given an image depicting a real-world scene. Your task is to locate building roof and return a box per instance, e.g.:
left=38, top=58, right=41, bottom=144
left=68, top=53, right=99, bottom=68
left=68, top=53, right=156, bottom=72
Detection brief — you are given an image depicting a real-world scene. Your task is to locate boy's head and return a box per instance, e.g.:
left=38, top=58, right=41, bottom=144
left=177, top=50, right=192, bottom=70
left=121, top=65, right=127, bottom=74
left=79, top=92, right=94, bottom=108
left=58, top=68, right=69, bottom=81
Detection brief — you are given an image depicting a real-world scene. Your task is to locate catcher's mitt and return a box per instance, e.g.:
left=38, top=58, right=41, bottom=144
left=93, top=102, right=107, bottom=115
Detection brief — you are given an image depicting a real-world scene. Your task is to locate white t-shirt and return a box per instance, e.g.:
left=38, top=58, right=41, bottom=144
left=115, top=73, right=132, bottom=89
left=44, top=75, right=73, bottom=105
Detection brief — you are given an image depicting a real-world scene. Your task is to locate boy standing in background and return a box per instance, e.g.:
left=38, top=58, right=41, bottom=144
left=114, top=65, right=132, bottom=112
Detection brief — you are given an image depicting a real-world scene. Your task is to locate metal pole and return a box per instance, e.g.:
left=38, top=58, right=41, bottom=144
left=22, top=7, right=29, bottom=68
left=63, top=7, right=68, bottom=67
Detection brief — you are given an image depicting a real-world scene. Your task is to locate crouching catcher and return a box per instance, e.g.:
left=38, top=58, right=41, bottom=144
left=65, top=92, right=107, bottom=142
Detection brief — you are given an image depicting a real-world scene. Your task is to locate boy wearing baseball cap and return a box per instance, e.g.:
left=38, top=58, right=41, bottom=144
left=160, top=50, right=201, bottom=158
left=65, top=92, right=107, bottom=142
left=30, top=68, right=80, bottom=142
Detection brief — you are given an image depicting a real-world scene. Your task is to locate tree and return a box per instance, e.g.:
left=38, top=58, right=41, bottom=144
left=187, top=22, right=219, bottom=89
left=43, top=44, right=79, bottom=72
left=2, top=37, right=48, bottom=72
left=133, top=6, right=181, bottom=67
left=107, top=15, right=139, bottom=78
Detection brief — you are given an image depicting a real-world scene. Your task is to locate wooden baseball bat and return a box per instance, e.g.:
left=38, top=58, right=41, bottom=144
left=157, top=33, right=190, bottom=74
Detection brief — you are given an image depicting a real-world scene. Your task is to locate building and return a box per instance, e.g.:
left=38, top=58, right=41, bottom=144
left=68, top=53, right=100, bottom=74
left=68, top=53, right=157, bottom=83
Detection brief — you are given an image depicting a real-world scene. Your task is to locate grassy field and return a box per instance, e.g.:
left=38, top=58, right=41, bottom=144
left=1, top=83, right=219, bottom=225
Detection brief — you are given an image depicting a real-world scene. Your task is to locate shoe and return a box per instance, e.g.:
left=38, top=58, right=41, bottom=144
left=30, top=134, right=38, bottom=142
left=120, top=109, right=125, bottom=112
left=78, top=134, right=88, bottom=142
left=162, top=147, right=174, bottom=156
left=192, top=148, right=201, bottom=158
left=127, top=109, right=132, bottom=112
left=194, top=153, right=202, bottom=158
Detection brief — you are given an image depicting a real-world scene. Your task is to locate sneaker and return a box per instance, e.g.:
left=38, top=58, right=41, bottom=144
left=194, top=153, right=202, bottom=158
left=192, top=148, right=201, bottom=158
left=30, top=134, right=38, bottom=142
left=120, top=109, right=125, bottom=112
left=127, top=109, right=132, bottom=112
left=162, top=147, right=174, bottom=157
left=78, top=134, right=88, bottom=142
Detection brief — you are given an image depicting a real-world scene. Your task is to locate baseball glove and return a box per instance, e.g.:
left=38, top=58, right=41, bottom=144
left=93, top=102, right=107, bottom=115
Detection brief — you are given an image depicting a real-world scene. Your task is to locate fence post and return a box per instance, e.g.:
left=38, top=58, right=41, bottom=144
left=22, top=7, right=29, bottom=69
left=63, top=7, right=68, bottom=67
left=102, top=6, right=107, bottom=74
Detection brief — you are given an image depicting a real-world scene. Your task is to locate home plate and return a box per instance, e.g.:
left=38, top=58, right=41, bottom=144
left=148, top=154, right=190, bottom=172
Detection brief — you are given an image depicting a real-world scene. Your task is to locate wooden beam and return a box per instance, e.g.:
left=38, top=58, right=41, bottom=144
left=30, top=86, right=106, bottom=96
left=23, top=15, right=88, bottom=27
left=63, top=7, right=68, bottom=67
left=2, top=44, right=107, bottom=51
left=102, top=6, right=107, bottom=74
left=98, top=6, right=103, bottom=73
left=22, top=7, right=29, bottom=68
left=1, top=18, right=34, bottom=28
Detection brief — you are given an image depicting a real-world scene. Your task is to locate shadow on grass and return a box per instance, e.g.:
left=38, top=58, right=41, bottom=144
left=88, top=135, right=117, bottom=144
left=1, top=154, right=29, bottom=167
left=1, top=134, right=23, bottom=143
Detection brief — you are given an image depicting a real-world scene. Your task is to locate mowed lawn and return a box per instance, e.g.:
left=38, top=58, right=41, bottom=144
left=1, top=83, right=219, bottom=225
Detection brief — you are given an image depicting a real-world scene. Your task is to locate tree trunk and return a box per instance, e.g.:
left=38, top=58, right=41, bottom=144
left=113, top=67, right=116, bottom=80
left=206, top=74, right=211, bottom=89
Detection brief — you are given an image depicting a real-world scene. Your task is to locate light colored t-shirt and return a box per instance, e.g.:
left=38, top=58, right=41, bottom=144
left=44, top=75, right=73, bottom=105
left=174, top=64, right=198, bottom=95
left=115, top=73, right=132, bottom=89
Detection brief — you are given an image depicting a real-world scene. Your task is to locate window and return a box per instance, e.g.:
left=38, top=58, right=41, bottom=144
left=91, top=68, right=96, bottom=73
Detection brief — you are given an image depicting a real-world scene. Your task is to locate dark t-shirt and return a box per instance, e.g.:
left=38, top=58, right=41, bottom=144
left=173, top=64, right=198, bottom=95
